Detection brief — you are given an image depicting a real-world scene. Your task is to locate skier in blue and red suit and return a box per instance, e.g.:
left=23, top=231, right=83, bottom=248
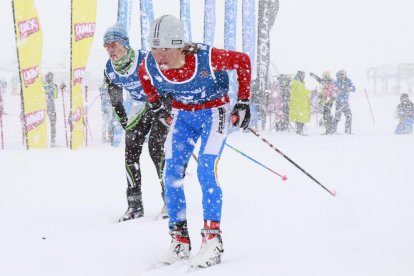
left=138, top=15, right=251, bottom=268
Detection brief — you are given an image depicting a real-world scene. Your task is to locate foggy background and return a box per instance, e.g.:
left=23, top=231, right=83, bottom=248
left=0, top=0, right=413, bottom=90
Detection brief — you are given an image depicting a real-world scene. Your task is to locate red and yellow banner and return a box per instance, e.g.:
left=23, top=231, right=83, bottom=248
left=70, top=0, right=96, bottom=149
left=12, top=0, right=47, bottom=149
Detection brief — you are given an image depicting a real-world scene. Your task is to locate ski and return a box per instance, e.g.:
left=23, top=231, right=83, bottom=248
left=141, top=258, right=191, bottom=274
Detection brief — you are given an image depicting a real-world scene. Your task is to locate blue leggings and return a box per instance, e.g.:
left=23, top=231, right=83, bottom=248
left=164, top=105, right=230, bottom=223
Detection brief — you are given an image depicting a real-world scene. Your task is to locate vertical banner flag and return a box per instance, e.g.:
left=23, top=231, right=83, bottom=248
left=12, top=0, right=47, bottom=149
left=70, top=0, right=97, bottom=149
left=224, top=0, right=238, bottom=103
left=180, top=0, right=192, bottom=42
left=127, top=0, right=133, bottom=32
left=117, top=0, right=129, bottom=30
left=243, top=0, right=256, bottom=72
left=118, top=0, right=133, bottom=32
left=256, top=0, right=278, bottom=92
left=140, top=0, right=154, bottom=50
left=204, top=0, right=216, bottom=45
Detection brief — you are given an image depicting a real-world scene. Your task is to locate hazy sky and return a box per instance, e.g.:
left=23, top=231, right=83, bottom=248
left=1, top=0, right=413, bottom=89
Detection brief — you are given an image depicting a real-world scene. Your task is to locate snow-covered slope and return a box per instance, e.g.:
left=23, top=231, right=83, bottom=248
left=1, top=93, right=413, bottom=276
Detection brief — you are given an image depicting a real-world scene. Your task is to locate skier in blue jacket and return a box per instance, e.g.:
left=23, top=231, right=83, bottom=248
left=332, top=70, right=356, bottom=134
left=103, top=24, right=171, bottom=222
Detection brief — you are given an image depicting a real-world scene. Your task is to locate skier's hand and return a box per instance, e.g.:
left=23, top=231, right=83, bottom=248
left=231, top=99, right=250, bottom=129
left=149, top=101, right=172, bottom=127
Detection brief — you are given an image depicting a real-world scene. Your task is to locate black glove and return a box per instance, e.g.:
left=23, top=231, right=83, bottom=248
left=231, top=99, right=250, bottom=129
left=148, top=100, right=172, bottom=127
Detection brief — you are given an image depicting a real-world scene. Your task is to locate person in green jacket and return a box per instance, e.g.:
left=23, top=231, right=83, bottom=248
left=289, top=71, right=311, bottom=135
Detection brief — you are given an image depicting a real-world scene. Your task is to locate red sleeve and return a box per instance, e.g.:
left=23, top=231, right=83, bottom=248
left=211, top=48, right=251, bottom=100
left=138, top=58, right=160, bottom=103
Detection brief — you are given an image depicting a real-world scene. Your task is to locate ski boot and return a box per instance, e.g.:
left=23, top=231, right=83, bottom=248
left=191, top=221, right=224, bottom=268
left=119, top=206, right=143, bottom=222
left=159, top=221, right=191, bottom=265
left=119, top=189, right=144, bottom=222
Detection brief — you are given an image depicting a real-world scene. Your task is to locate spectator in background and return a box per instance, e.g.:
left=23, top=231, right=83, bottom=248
left=395, top=93, right=414, bottom=134
left=289, top=71, right=311, bottom=135
left=249, top=93, right=259, bottom=130
left=310, top=88, right=321, bottom=114
left=275, top=74, right=291, bottom=131
left=251, top=79, right=267, bottom=131
left=309, top=71, right=336, bottom=134
left=43, top=72, right=58, bottom=147
left=332, top=70, right=356, bottom=134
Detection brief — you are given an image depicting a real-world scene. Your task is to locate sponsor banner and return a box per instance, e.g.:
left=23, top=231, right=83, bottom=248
left=243, top=0, right=256, bottom=70
left=140, top=0, right=154, bottom=50
left=203, top=0, right=216, bottom=45
left=26, top=109, right=46, bottom=131
left=180, top=0, right=192, bottom=42
left=256, top=0, right=278, bottom=91
left=224, top=0, right=238, bottom=103
left=12, top=0, right=47, bottom=148
left=74, top=22, right=95, bottom=41
left=71, top=0, right=97, bottom=149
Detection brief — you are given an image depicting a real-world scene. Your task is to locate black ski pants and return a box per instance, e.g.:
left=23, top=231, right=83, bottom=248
left=125, top=104, right=169, bottom=207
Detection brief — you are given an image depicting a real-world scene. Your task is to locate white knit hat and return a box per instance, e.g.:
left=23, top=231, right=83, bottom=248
left=148, top=15, right=185, bottom=48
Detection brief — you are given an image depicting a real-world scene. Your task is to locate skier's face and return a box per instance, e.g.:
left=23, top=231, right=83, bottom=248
left=151, top=48, right=183, bottom=70
left=104, top=41, right=128, bottom=62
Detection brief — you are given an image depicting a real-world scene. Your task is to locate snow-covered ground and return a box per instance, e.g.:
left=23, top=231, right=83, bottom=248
left=1, top=93, right=413, bottom=276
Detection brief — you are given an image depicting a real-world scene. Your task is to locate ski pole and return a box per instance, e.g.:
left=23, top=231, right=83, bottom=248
left=246, top=127, right=336, bottom=197
left=86, top=119, right=95, bottom=147
left=87, top=94, right=100, bottom=109
left=364, top=89, right=375, bottom=126
left=225, top=142, right=287, bottom=180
